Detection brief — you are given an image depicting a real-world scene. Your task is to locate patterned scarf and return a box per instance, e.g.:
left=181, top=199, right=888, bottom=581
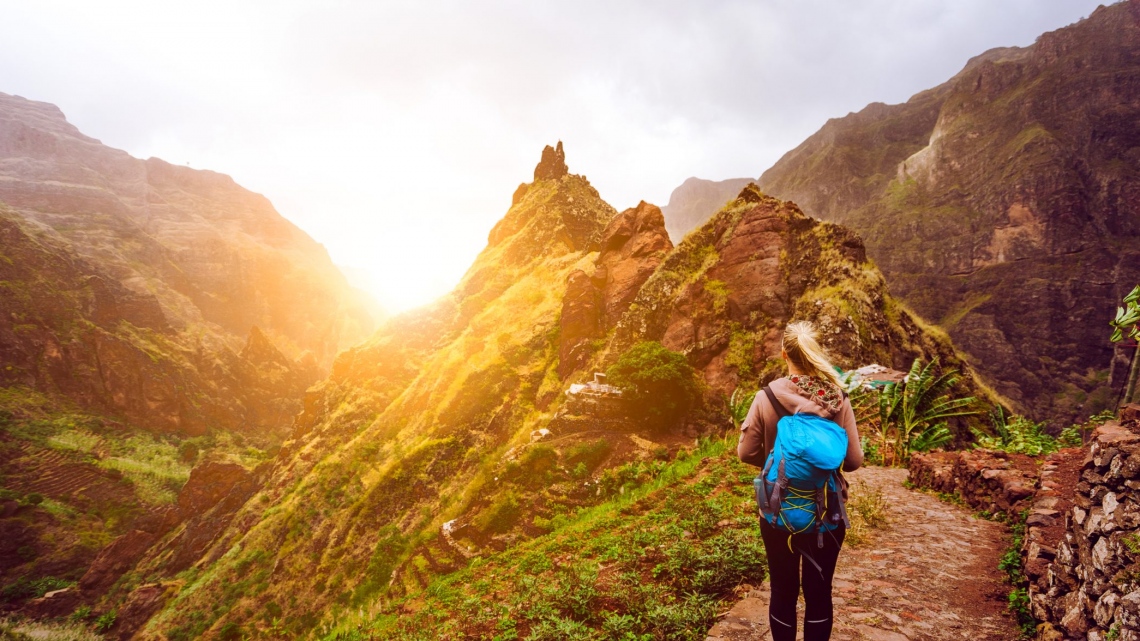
left=788, top=373, right=842, bottom=414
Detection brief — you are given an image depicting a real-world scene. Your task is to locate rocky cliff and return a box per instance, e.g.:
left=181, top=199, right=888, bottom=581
left=108, top=147, right=983, bottom=639
left=0, top=91, right=376, bottom=436
left=0, top=92, right=374, bottom=615
left=753, top=2, right=1140, bottom=425
left=0, top=92, right=374, bottom=371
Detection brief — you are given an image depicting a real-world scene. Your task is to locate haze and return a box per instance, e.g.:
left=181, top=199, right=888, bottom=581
left=0, top=1, right=1105, bottom=312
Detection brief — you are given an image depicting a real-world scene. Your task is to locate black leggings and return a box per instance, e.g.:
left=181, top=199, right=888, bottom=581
left=759, top=519, right=846, bottom=641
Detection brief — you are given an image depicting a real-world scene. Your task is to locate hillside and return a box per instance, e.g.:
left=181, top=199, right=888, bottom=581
left=0, top=92, right=375, bottom=372
left=0, top=94, right=376, bottom=615
left=661, top=177, right=754, bottom=242
left=76, top=145, right=987, bottom=639
left=755, top=1, right=1140, bottom=424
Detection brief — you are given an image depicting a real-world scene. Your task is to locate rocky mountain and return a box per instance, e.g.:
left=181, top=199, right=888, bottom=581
left=0, top=93, right=375, bottom=616
left=661, top=176, right=754, bottom=242
left=0, top=91, right=377, bottom=435
left=752, top=1, right=1140, bottom=424
left=82, top=145, right=983, bottom=639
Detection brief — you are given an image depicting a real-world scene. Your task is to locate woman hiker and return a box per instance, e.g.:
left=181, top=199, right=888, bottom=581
left=737, top=321, right=863, bottom=641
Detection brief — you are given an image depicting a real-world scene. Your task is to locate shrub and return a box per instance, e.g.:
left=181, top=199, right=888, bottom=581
left=866, top=358, right=977, bottom=466
left=178, top=441, right=200, bottom=463
left=515, top=445, right=558, bottom=486
left=0, top=576, right=73, bottom=602
left=70, top=604, right=92, bottom=622
left=94, top=610, right=117, bottom=632
left=845, top=480, right=888, bottom=546
left=475, top=491, right=521, bottom=534
left=563, top=438, right=611, bottom=473
left=24, top=493, right=43, bottom=506
left=606, top=341, right=700, bottom=431
left=973, top=407, right=1058, bottom=456
left=1058, top=410, right=1116, bottom=447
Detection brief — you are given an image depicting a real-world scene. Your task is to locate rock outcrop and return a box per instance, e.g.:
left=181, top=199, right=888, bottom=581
left=558, top=201, right=673, bottom=377
left=752, top=2, right=1140, bottom=424
left=533, top=141, right=568, bottom=181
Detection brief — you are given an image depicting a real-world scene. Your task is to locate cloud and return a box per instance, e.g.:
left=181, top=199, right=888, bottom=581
left=0, top=0, right=1106, bottom=310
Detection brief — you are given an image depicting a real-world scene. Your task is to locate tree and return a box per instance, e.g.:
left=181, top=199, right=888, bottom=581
left=871, top=358, right=977, bottom=465
left=1111, top=285, right=1140, bottom=406
left=606, top=341, right=700, bottom=432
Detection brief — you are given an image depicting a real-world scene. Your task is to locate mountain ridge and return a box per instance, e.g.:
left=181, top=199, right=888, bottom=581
left=658, top=1, right=1140, bottom=424
left=86, top=148, right=988, bottom=639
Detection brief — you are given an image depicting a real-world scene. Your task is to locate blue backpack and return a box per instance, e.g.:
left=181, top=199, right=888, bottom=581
left=754, top=385, right=851, bottom=548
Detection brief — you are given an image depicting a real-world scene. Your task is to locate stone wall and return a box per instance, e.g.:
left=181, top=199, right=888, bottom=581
left=909, top=406, right=1140, bottom=640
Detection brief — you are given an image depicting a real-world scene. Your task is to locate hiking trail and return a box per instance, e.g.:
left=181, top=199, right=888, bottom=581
left=706, top=467, right=1020, bottom=641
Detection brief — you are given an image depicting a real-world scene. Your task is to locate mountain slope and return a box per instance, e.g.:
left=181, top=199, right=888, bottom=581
left=96, top=147, right=984, bottom=640
left=0, top=93, right=375, bottom=613
left=757, top=1, right=1140, bottom=423
left=0, top=92, right=374, bottom=370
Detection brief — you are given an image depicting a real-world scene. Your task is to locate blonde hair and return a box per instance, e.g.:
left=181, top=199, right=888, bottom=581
left=782, top=321, right=841, bottom=386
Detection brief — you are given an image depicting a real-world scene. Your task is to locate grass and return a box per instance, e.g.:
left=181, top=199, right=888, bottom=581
left=321, top=438, right=769, bottom=641
left=845, top=480, right=888, bottom=547
left=997, top=510, right=1034, bottom=639
left=0, top=618, right=104, bottom=641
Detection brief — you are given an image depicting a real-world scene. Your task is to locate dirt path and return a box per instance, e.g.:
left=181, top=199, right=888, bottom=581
left=706, top=467, right=1020, bottom=641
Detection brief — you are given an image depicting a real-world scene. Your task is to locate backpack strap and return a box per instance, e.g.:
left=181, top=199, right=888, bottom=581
left=763, top=385, right=791, bottom=419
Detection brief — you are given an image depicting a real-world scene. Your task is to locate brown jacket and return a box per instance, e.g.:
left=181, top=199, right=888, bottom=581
left=737, top=377, right=863, bottom=472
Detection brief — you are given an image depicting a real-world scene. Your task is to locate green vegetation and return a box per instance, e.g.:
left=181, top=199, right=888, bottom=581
left=727, top=388, right=755, bottom=429
left=997, top=511, right=1034, bottom=639
left=1111, top=285, right=1140, bottom=405
left=325, top=439, right=766, bottom=641
left=606, top=341, right=700, bottom=432
left=0, top=577, right=74, bottom=603
left=1058, top=410, right=1116, bottom=447
left=564, top=439, right=613, bottom=477
left=861, top=359, right=977, bottom=466
left=93, top=610, right=117, bottom=633
left=973, top=407, right=1058, bottom=457
left=972, top=406, right=1116, bottom=456
left=844, top=480, right=888, bottom=547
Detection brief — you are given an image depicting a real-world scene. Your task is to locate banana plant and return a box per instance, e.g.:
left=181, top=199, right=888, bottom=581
left=875, top=358, right=977, bottom=465
left=728, top=387, right=755, bottom=430
left=1111, top=285, right=1140, bottom=343
left=1112, top=284, right=1140, bottom=405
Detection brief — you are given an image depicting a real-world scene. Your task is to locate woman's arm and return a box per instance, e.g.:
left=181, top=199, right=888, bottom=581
left=838, top=399, right=863, bottom=472
left=737, top=392, right=768, bottom=467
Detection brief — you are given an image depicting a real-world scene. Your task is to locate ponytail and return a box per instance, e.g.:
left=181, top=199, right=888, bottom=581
left=782, top=321, right=841, bottom=386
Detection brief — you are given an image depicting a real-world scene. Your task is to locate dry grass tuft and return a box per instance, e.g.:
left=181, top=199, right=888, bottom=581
left=845, top=479, right=888, bottom=546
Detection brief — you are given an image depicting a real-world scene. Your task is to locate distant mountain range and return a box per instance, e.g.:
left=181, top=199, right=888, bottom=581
left=0, top=91, right=377, bottom=435
left=0, top=91, right=377, bottom=614
left=661, top=176, right=754, bottom=241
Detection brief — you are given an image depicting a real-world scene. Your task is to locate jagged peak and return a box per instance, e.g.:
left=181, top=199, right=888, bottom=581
left=533, top=140, right=568, bottom=181
left=735, top=182, right=766, bottom=204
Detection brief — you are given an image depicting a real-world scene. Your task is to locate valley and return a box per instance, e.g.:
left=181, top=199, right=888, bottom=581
left=1, top=3, right=1138, bottom=640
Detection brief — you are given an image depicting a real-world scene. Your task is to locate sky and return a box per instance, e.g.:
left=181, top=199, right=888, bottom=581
left=0, top=0, right=1108, bottom=312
